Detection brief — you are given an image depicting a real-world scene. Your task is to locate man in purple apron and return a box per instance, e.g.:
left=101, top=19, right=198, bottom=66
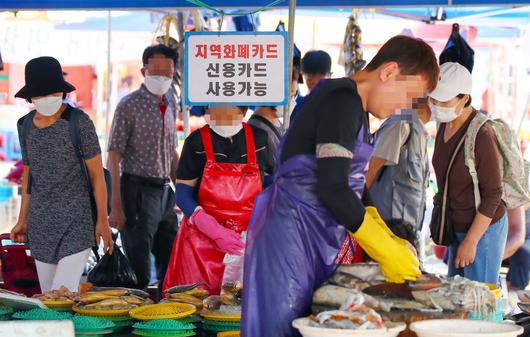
left=242, top=36, right=440, bottom=337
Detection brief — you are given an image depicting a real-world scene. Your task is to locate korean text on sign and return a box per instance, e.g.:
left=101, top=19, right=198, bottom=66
left=185, top=32, right=287, bottom=105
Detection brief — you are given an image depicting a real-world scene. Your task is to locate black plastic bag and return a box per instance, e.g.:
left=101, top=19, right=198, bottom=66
left=87, top=243, right=138, bottom=288
left=440, top=23, right=475, bottom=73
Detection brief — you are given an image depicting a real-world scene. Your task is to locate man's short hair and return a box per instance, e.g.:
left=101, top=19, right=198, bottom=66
left=142, top=44, right=178, bottom=67
left=366, top=35, right=439, bottom=92
left=301, top=50, right=332, bottom=75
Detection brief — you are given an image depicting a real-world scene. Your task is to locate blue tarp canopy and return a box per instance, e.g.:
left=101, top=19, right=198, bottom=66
left=2, top=0, right=530, bottom=10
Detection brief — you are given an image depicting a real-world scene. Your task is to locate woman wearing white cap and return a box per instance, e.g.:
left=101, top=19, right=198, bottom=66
left=430, top=62, right=507, bottom=284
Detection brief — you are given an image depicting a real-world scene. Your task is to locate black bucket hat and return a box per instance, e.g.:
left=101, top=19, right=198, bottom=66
left=15, top=56, right=75, bottom=100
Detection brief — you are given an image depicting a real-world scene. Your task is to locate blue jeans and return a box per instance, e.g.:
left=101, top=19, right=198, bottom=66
left=448, top=214, right=508, bottom=284
left=507, top=238, right=530, bottom=289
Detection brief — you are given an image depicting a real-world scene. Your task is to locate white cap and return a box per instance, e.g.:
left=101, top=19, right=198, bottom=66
left=429, top=62, right=472, bottom=102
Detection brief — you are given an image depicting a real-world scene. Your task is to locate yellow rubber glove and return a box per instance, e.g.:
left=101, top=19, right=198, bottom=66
left=365, top=206, right=417, bottom=253
left=351, top=211, right=421, bottom=283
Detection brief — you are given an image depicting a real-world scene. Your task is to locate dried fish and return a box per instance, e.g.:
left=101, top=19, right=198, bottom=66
left=82, top=298, right=132, bottom=310
left=78, top=293, right=115, bottom=304
left=183, top=288, right=209, bottom=300
left=122, top=295, right=145, bottom=306
left=308, top=309, right=383, bottom=330
left=340, top=11, right=367, bottom=76
left=99, top=289, right=129, bottom=297
left=336, top=264, right=385, bottom=283
left=33, top=286, right=77, bottom=302
left=411, top=276, right=496, bottom=315
left=331, top=272, right=374, bottom=291
left=313, top=285, right=392, bottom=312
left=313, top=284, right=431, bottom=313
left=166, top=283, right=205, bottom=294
left=220, top=292, right=241, bottom=306
left=168, top=293, right=204, bottom=308
left=89, top=287, right=149, bottom=298
left=203, top=295, right=222, bottom=311
left=222, top=281, right=243, bottom=296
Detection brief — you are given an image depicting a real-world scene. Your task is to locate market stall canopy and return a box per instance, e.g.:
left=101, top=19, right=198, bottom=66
left=2, top=0, right=530, bottom=10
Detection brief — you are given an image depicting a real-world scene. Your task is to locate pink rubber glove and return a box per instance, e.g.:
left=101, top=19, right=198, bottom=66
left=191, top=207, right=244, bottom=256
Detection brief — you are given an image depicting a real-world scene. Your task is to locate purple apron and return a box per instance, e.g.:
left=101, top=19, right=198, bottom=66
left=241, top=126, right=374, bottom=337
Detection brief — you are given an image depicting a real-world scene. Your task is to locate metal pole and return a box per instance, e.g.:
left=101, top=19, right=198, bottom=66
left=103, top=10, right=112, bottom=163
left=517, top=94, right=530, bottom=137
left=178, top=11, right=190, bottom=137
left=283, top=0, right=296, bottom=131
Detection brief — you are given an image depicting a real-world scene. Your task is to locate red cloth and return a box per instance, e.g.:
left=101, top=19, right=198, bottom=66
left=163, top=124, right=262, bottom=295
left=336, top=234, right=364, bottom=264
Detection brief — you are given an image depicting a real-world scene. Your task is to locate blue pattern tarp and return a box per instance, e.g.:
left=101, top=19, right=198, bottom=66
left=2, top=0, right=530, bottom=10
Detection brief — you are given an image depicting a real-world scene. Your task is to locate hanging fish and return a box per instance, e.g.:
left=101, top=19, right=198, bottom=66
left=341, top=11, right=366, bottom=76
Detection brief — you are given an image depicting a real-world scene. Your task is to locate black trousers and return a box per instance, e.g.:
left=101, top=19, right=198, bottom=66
left=120, top=176, right=178, bottom=294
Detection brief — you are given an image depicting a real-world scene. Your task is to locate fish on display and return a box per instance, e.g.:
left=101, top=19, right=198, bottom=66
left=90, top=287, right=149, bottom=298
left=203, top=295, right=222, bottom=311
left=411, top=276, right=496, bottom=314
left=314, top=263, right=496, bottom=316
left=331, top=272, right=374, bottom=291
left=336, top=263, right=386, bottom=283
left=166, top=282, right=206, bottom=294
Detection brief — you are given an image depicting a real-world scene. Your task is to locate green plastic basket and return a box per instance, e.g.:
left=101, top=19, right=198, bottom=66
left=200, top=324, right=240, bottom=333
left=0, top=305, right=14, bottom=316
left=13, top=308, right=72, bottom=320
left=85, top=314, right=131, bottom=322
left=72, top=315, right=116, bottom=332
left=178, top=315, right=201, bottom=324
left=112, top=319, right=135, bottom=328
left=133, top=319, right=195, bottom=331
left=201, top=319, right=240, bottom=327
left=0, top=314, right=12, bottom=321
left=132, top=329, right=196, bottom=337
left=75, top=328, right=114, bottom=337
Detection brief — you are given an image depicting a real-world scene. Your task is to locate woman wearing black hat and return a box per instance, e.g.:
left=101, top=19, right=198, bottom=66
left=10, top=56, right=113, bottom=292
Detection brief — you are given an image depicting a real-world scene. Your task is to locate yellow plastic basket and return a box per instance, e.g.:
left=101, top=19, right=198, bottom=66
left=201, top=311, right=241, bottom=322
left=218, top=331, right=240, bottom=337
left=72, top=306, right=132, bottom=317
left=129, top=303, right=196, bottom=321
left=42, top=300, right=74, bottom=309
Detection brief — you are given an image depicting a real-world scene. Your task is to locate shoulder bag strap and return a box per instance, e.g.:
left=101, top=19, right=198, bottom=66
left=251, top=115, right=282, bottom=141
left=439, top=132, right=467, bottom=244
left=20, top=111, right=36, bottom=193
left=68, top=108, right=93, bottom=192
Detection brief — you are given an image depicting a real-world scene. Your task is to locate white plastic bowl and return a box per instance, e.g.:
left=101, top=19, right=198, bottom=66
left=409, top=319, right=524, bottom=337
left=292, top=318, right=406, bottom=337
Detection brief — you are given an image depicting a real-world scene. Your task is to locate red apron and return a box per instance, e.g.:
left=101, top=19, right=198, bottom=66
left=163, top=124, right=262, bottom=295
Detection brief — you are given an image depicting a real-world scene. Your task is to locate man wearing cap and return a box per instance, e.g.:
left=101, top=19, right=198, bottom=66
left=107, top=45, right=179, bottom=293
left=430, top=62, right=507, bottom=284
left=289, top=50, right=332, bottom=124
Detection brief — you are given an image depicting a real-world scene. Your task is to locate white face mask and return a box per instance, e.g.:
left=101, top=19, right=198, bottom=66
left=205, top=116, right=243, bottom=138
left=429, top=102, right=459, bottom=123
left=33, top=95, right=63, bottom=116
left=144, top=75, right=172, bottom=96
